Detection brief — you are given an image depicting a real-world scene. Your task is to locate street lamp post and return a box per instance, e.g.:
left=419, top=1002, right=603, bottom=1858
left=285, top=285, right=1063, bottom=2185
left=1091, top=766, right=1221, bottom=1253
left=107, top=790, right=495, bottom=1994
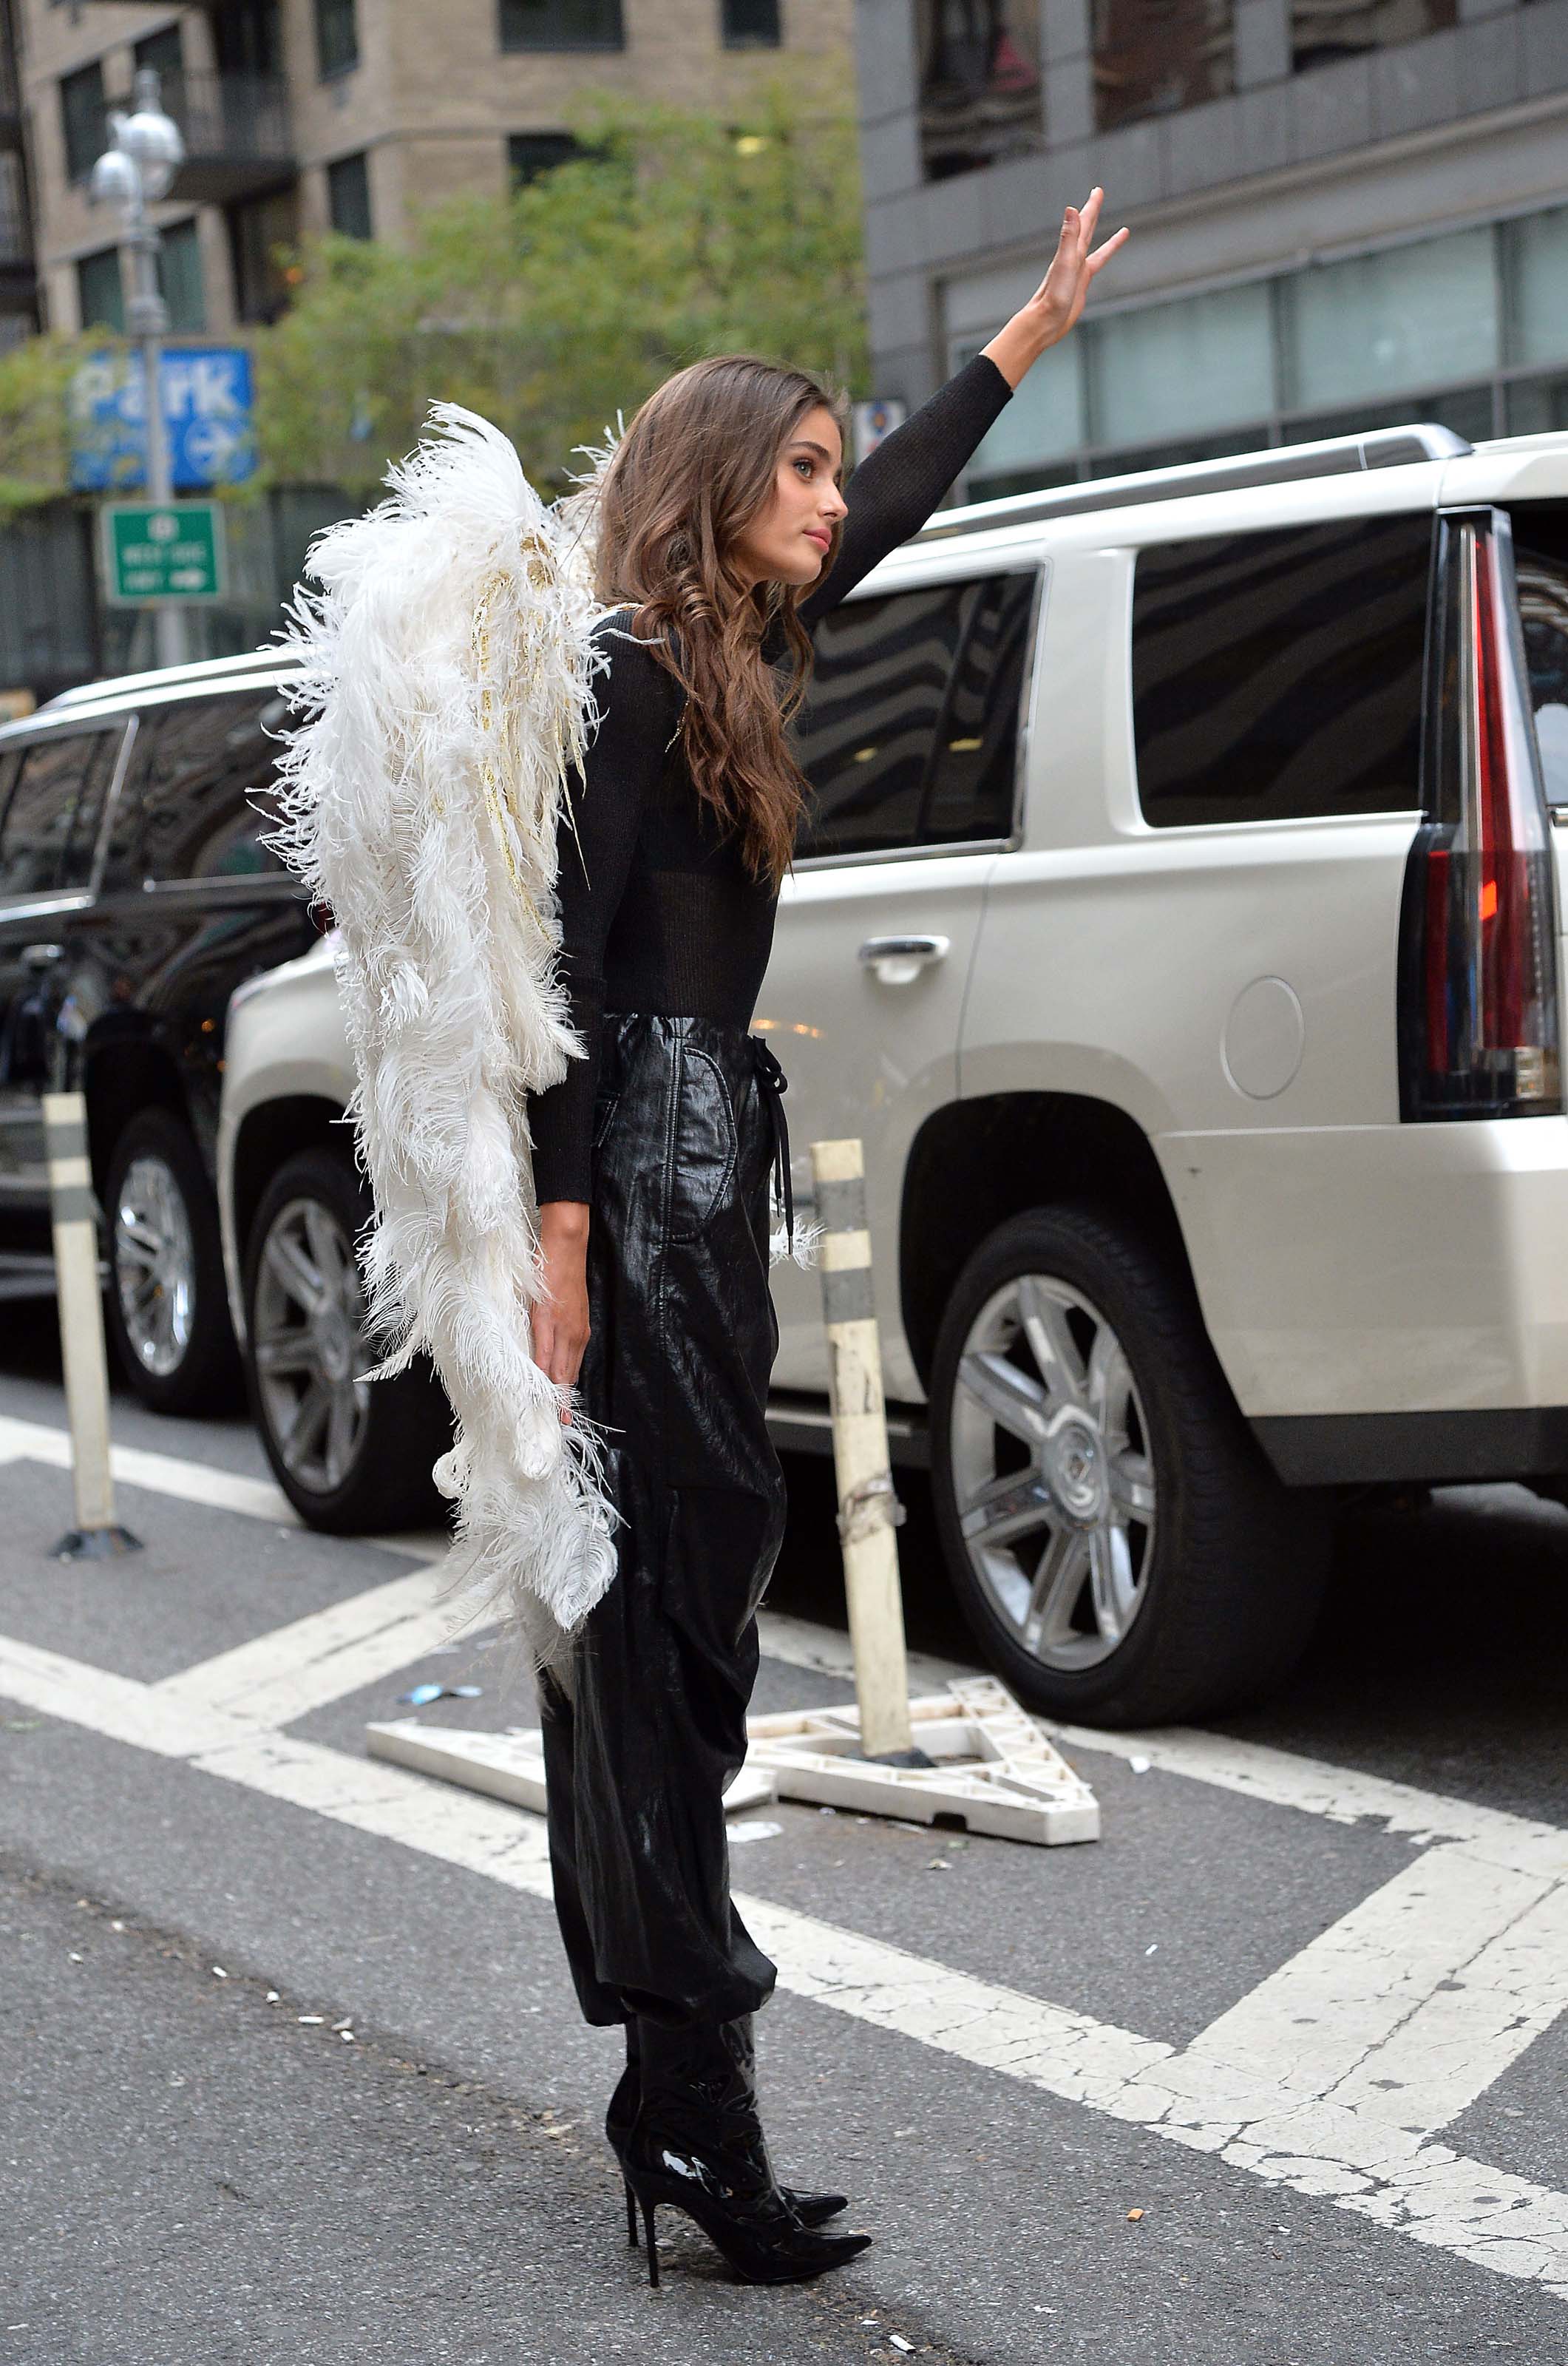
left=89, top=68, right=187, bottom=671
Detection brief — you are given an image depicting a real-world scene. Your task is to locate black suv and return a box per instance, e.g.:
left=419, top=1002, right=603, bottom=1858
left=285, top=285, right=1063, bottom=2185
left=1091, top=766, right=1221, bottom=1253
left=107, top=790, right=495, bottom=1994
left=0, top=654, right=320, bottom=1411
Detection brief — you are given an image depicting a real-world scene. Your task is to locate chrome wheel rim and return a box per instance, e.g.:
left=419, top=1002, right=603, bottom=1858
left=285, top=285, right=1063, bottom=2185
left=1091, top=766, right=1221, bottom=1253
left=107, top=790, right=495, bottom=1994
left=114, top=1153, right=197, bottom=1378
left=251, top=1193, right=371, bottom=1496
left=949, top=1272, right=1156, bottom=1672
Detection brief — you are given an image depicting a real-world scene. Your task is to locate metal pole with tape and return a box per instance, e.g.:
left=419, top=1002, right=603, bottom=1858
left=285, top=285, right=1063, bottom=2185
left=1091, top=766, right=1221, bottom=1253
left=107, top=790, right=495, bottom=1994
left=808, top=1137, right=914, bottom=1760
left=41, top=1092, right=140, bottom=1562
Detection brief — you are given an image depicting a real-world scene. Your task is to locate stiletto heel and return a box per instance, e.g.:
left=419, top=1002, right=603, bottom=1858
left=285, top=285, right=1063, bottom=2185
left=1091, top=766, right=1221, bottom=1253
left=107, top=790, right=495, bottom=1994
left=641, top=2197, right=659, bottom=2288
left=622, top=2018, right=871, bottom=2288
left=625, top=2178, right=638, bottom=2248
left=605, top=2018, right=847, bottom=2227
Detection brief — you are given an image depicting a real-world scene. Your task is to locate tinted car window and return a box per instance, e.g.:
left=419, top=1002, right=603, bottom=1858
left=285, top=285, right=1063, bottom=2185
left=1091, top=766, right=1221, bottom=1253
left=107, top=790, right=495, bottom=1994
left=0, top=729, right=120, bottom=897
left=797, top=572, right=1035, bottom=858
left=110, top=689, right=289, bottom=886
left=1131, top=517, right=1433, bottom=828
left=1514, top=550, right=1568, bottom=806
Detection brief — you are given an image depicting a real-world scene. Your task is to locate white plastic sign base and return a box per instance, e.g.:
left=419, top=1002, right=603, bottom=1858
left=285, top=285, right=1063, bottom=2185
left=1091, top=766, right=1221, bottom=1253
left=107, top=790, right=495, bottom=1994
left=744, top=1675, right=1099, bottom=1845
left=364, top=1719, right=777, bottom=1817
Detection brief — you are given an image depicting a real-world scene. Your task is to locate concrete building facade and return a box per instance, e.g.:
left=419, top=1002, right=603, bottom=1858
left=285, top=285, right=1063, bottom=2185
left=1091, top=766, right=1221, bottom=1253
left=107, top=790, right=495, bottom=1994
left=855, top=0, right=1568, bottom=495
left=0, top=0, right=36, bottom=348
left=15, top=0, right=850, bottom=339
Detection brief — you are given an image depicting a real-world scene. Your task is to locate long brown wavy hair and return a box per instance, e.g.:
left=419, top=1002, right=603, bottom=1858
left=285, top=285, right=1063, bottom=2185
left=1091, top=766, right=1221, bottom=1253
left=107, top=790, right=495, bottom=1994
left=593, top=355, right=846, bottom=892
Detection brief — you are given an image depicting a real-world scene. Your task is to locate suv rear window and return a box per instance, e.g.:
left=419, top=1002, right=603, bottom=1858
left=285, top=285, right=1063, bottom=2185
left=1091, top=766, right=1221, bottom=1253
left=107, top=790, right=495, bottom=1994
left=1131, top=516, right=1433, bottom=828
left=0, top=728, right=121, bottom=897
left=796, top=571, right=1036, bottom=858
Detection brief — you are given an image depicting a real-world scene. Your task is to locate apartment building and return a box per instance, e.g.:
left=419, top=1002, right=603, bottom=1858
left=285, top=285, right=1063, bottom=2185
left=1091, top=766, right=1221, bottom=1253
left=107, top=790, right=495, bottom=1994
left=855, top=0, right=1568, bottom=493
left=15, top=0, right=849, bottom=338
left=0, top=0, right=35, bottom=348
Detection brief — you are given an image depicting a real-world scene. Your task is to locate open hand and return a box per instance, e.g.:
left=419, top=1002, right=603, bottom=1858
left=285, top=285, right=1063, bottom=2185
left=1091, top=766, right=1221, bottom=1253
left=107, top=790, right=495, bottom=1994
left=532, top=1199, right=590, bottom=1425
left=982, top=189, right=1130, bottom=387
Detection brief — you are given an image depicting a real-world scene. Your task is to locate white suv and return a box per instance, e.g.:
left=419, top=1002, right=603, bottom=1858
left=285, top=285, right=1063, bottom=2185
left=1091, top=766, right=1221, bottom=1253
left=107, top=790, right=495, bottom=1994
left=218, top=418, right=1568, bottom=1726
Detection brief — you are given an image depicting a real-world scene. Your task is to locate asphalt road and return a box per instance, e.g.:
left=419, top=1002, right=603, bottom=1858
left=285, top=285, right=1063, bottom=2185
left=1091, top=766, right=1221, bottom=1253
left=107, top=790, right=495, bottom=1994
left=1, top=1292, right=1566, bottom=2365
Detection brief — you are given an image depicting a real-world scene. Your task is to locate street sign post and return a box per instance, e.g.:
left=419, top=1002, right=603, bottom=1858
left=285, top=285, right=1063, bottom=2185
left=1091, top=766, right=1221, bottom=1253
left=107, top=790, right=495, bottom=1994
left=101, top=501, right=227, bottom=606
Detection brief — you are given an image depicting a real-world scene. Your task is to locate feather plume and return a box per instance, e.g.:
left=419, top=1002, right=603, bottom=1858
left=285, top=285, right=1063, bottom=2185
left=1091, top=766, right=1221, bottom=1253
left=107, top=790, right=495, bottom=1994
left=267, top=404, right=620, bottom=1664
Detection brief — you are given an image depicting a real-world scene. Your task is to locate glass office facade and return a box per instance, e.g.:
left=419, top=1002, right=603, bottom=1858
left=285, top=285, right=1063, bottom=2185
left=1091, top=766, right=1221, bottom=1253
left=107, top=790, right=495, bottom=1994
left=958, top=206, right=1568, bottom=497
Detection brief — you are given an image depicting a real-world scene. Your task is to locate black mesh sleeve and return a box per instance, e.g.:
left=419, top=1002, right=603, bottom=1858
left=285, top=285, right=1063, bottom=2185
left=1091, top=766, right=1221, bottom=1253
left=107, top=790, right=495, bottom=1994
left=801, top=355, right=1014, bottom=625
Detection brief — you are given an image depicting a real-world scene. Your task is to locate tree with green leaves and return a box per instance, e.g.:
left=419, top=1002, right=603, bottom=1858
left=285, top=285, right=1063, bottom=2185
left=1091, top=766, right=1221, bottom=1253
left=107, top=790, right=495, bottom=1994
left=258, top=87, right=868, bottom=498
left=0, top=333, right=81, bottom=513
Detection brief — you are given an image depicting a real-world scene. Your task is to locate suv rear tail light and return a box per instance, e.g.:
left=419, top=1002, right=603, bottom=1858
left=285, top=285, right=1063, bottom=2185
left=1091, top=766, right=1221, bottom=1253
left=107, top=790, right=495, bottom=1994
left=1399, top=508, right=1562, bottom=1119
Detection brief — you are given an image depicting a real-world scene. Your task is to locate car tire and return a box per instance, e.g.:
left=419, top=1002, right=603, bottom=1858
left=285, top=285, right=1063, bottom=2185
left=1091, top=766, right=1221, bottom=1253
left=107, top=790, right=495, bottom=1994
left=242, top=1146, right=449, bottom=1534
left=103, top=1108, right=242, bottom=1415
left=929, top=1205, right=1328, bottom=1727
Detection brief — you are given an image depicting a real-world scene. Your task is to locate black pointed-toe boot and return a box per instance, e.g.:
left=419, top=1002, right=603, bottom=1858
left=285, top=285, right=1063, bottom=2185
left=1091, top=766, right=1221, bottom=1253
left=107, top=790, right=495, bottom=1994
left=620, top=2016, right=871, bottom=2287
left=605, top=2018, right=848, bottom=2243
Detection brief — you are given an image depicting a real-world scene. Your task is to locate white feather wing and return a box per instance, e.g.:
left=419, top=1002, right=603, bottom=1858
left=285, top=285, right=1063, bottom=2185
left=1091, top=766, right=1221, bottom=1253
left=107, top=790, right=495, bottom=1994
left=268, top=405, right=617, bottom=1661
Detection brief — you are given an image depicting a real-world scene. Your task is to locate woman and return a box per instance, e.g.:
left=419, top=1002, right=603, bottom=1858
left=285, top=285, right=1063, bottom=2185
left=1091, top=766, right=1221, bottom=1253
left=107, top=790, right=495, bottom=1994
left=528, top=189, right=1126, bottom=2288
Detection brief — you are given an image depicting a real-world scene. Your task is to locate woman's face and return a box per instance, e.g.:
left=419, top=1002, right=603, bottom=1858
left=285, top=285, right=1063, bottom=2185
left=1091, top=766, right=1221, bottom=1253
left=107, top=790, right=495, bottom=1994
left=730, top=404, right=849, bottom=589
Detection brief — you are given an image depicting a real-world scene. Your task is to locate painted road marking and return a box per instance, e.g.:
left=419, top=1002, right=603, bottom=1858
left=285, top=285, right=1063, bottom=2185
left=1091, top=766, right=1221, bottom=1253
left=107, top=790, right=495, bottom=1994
left=154, top=1571, right=463, bottom=1727
left=0, top=1415, right=444, bottom=1562
left=1035, top=1718, right=1568, bottom=1871
left=2, top=1621, right=1567, bottom=2302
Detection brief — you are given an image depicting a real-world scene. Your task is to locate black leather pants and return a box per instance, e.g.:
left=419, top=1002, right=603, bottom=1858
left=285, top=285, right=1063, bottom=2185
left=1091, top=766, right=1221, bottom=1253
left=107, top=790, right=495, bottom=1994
left=538, top=1014, right=788, bottom=2030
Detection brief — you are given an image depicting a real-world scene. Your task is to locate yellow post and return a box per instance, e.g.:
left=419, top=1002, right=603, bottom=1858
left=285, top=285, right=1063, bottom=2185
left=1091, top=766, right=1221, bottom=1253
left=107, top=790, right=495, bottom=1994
left=808, top=1137, right=912, bottom=1759
left=43, top=1092, right=140, bottom=1560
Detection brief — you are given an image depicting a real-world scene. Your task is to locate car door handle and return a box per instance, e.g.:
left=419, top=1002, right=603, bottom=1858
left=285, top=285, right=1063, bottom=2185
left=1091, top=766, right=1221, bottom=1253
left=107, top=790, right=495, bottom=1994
left=858, top=934, right=951, bottom=985
left=20, top=943, right=64, bottom=970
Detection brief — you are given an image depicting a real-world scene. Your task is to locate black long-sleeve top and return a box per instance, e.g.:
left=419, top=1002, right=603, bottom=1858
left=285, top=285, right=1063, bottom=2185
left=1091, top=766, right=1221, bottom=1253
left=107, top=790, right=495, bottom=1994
left=526, top=353, right=1014, bottom=1203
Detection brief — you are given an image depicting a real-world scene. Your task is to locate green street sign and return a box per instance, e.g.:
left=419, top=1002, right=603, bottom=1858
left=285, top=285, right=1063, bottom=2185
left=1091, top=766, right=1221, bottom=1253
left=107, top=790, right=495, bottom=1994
left=101, top=501, right=227, bottom=606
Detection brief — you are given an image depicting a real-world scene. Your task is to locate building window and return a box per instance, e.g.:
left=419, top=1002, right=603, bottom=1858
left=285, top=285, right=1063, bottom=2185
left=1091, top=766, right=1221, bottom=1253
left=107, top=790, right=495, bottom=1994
left=133, top=24, right=184, bottom=94
left=60, top=60, right=107, bottom=186
left=217, top=0, right=285, bottom=76
left=157, top=217, right=206, bottom=331
left=1093, top=0, right=1234, bottom=134
left=1280, top=228, right=1498, bottom=416
left=507, top=132, right=582, bottom=186
left=327, top=151, right=373, bottom=238
left=722, top=0, right=782, bottom=43
left=77, top=245, right=124, bottom=333
left=315, top=0, right=359, bottom=78
left=499, top=0, right=625, bottom=52
left=918, top=2, right=1042, bottom=182
left=0, top=148, right=30, bottom=270
left=1096, top=282, right=1272, bottom=449
left=1292, top=0, right=1455, bottom=72
left=1505, top=205, right=1568, bottom=374
left=228, top=183, right=299, bottom=323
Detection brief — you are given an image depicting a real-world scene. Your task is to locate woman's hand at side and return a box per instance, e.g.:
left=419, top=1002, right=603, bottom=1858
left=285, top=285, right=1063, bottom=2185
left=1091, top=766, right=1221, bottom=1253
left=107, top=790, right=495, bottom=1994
left=982, top=188, right=1129, bottom=390
left=534, top=1199, right=591, bottom=1423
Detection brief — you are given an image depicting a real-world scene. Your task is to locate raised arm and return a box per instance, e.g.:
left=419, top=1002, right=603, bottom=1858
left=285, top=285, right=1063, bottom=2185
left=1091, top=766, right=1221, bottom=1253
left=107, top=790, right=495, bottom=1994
left=802, top=189, right=1128, bottom=624
left=799, top=356, right=1015, bottom=624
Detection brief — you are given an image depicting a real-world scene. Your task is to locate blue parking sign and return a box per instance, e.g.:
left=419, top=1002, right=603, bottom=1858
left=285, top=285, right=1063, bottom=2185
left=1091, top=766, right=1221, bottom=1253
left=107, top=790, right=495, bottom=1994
left=69, top=345, right=257, bottom=492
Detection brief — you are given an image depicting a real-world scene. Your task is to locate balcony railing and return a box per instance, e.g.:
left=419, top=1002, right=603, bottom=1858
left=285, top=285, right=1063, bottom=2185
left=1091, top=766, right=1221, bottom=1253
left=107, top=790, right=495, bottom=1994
left=161, top=69, right=294, bottom=205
